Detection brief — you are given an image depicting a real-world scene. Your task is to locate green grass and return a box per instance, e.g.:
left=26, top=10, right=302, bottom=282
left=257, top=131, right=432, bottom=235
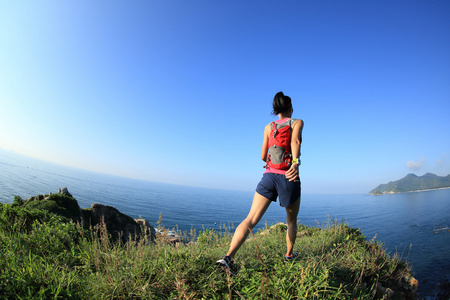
left=0, top=202, right=413, bottom=299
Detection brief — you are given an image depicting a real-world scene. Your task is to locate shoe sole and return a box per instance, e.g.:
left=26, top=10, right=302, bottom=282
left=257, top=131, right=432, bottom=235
left=216, top=260, right=235, bottom=276
left=216, top=259, right=231, bottom=269
left=284, top=253, right=299, bottom=263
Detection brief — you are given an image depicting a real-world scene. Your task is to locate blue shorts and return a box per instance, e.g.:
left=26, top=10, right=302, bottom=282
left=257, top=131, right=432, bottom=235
left=255, top=173, right=301, bottom=207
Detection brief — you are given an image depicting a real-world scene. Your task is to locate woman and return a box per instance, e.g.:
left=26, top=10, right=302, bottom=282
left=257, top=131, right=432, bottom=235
left=216, top=91, right=304, bottom=271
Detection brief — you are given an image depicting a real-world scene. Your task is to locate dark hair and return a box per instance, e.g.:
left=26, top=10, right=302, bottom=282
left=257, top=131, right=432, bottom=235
left=271, top=91, right=292, bottom=115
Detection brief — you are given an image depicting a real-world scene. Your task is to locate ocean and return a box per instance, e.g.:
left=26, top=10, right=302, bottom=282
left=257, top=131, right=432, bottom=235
left=1, top=150, right=449, bottom=298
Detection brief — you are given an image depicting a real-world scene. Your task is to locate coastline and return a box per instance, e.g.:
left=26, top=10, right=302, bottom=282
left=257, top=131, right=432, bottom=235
left=370, top=186, right=450, bottom=196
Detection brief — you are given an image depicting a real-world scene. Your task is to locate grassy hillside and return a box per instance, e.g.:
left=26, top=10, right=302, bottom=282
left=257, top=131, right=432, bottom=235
left=0, top=199, right=418, bottom=299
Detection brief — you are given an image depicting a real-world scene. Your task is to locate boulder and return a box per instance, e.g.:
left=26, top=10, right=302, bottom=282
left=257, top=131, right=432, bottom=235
left=58, top=187, right=72, bottom=197
left=398, top=274, right=419, bottom=300
left=375, top=273, right=419, bottom=300
left=87, top=203, right=155, bottom=242
left=135, top=218, right=157, bottom=236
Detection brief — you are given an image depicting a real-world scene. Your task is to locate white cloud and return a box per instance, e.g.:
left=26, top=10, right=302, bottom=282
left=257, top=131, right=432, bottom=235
left=406, top=158, right=424, bottom=171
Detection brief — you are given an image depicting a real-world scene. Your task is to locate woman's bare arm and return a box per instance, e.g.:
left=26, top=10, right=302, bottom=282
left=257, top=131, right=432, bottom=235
left=285, top=119, right=304, bottom=181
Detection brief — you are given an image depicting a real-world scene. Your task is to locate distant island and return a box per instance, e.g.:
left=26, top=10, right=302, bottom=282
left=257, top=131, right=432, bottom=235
left=369, top=173, right=450, bottom=195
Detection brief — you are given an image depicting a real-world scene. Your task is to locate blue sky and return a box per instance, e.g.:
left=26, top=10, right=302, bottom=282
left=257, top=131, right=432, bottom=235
left=0, top=1, right=449, bottom=194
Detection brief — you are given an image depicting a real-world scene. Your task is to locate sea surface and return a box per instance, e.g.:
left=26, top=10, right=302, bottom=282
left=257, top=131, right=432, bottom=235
left=1, top=150, right=449, bottom=297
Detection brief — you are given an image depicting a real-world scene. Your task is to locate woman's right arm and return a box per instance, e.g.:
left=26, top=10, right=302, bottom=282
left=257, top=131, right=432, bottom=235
left=260, top=123, right=271, bottom=162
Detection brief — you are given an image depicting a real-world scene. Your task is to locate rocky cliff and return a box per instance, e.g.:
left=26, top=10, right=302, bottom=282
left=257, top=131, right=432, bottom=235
left=22, top=187, right=156, bottom=242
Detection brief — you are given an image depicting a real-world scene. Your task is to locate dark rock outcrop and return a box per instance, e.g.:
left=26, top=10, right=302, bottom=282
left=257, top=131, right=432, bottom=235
left=135, top=218, right=157, bottom=236
left=86, top=203, right=153, bottom=242
left=24, top=187, right=155, bottom=243
left=24, top=187, right=82, bottom=221
left=376, top=274, right=419, bottom=299
left=58, top=186, right=72, bottom=197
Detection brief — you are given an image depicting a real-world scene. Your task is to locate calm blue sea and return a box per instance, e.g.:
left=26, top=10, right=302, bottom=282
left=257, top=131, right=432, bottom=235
left=1, top=150, right=449, bottom=297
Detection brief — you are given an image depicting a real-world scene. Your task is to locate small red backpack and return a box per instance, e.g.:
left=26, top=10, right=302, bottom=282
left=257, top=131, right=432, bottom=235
left=265, top=119, right=296, bottom=170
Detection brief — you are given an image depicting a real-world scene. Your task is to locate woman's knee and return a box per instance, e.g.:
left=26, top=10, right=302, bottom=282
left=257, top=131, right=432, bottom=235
left=286, top=213, right=298, bottom=225
left=286, top=199, right=300, bottom=220
left=286, top=219, right=297, bottom=227
left=242, top=217, right=258, bottom=230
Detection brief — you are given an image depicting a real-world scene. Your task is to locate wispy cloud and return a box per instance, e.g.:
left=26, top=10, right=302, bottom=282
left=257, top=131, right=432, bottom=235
left=438, top=154, right=448, bottom=167
left=406, top=158, right=424, bottom=171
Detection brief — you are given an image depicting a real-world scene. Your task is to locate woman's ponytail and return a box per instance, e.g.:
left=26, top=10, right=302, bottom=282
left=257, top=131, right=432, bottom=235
left=271, top=91, right=292, bottom=115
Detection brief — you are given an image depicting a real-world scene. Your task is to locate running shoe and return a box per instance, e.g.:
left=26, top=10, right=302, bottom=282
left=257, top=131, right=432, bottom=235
left=216, top=255, right=236, bottom=275
left=284, top=252, right=299, bottom=263
left=216, top=255, right=234, bottom=269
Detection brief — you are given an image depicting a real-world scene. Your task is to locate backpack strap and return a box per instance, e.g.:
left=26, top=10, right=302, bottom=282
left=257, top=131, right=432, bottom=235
left=271, top=122, right=277, bottom=138
left=274, top=118, right=296, bottom=128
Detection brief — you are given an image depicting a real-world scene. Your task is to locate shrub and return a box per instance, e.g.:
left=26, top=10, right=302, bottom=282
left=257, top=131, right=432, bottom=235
left=24, top=193, right=82, bottom=222
left=12, top=195, right=24, bottom=206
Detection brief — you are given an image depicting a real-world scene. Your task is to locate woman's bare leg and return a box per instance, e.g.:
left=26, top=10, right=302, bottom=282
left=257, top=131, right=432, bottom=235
left=226, top=192, right=271, bottom=259
left=285, top=197, right=300, bottom=256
